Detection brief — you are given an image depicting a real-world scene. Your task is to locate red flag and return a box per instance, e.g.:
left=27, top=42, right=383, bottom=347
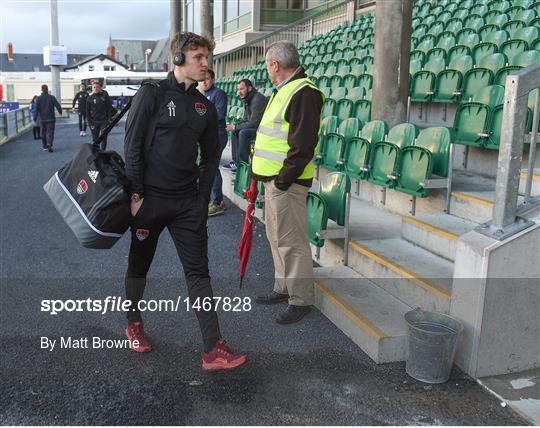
left=237, top=178, right=259, bottom=288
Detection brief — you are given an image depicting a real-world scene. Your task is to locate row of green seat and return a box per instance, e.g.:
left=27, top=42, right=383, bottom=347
left=411, top=50, right=540, bottom=102
left=316, top=120, right=452, bottom=198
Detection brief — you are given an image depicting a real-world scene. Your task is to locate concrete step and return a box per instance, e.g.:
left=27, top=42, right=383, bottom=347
left=345, top=238, right=454, bottom=313
left=450, top=190, right=494, bottom=223
left=314, top=265, right=410, bottom=363
left=402, top=214, right=478, bottom=262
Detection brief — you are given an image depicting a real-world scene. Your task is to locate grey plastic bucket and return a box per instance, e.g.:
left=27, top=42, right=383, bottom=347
left=404, top=309, right=463, bottom=384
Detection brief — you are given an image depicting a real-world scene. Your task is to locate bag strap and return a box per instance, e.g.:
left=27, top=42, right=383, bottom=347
left=93, top=98, right=132, bottom=145
left=142, top=79, right=167, bottom=158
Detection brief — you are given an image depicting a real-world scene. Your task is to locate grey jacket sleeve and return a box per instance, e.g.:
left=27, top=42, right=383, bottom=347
left=235, top=92, right=268, bottom=131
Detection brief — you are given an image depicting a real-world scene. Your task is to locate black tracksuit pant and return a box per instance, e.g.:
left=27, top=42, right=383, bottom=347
left=91, top=123, right=107, bottom=150
left=78, top=112, right=87, bottom=132
left=125, top=193, right=221, bottom=351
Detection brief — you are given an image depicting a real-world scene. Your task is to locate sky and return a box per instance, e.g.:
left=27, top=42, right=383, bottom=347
left=1, top=0, right=172, bottom=54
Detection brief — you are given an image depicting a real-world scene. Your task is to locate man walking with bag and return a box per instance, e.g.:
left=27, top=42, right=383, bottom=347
left=123, top=32, right=246, bottom=371
left=252, top=41, right=323, bottom=324
left=33, top=84, right=62, bottom=152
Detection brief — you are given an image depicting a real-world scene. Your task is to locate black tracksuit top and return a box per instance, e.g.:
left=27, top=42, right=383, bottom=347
left=124, top=73, right=220, bottom=200
left=86, top=91, right=114, bottom=125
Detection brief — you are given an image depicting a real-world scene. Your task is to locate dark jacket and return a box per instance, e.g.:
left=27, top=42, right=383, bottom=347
left=234, top=88, right=267, bottom=131
left=252, top=67, right=323, bottom=191
left=33, top=92, right=62, bottom=123
left=124, top=72, right=220, bottom=200
left=86, top=91, right=115, bottom=125
left=72, top=90, right=89, bottom=113
left=204, top=85, right=228, bottom=125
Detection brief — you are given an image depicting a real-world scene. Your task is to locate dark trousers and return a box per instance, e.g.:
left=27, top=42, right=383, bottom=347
left=78, top=112, right=87, bottom=132
left=33, top=126, right=41, bottom=140
left=210, top=127, right=229, bottom=205
left=91, top=123, right=107, bottom=150
left=125, top=194, right=221, bottom=350
left=41, top=121, right=55, bottom=148
left=231, top=128, right=257, bottom=164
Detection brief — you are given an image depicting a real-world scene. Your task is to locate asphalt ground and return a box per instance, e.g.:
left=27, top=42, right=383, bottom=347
left=0, top=118, right=528, bottom=425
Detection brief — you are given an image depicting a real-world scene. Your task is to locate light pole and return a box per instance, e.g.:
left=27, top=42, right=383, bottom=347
left=145, top=48, right=152, bottom=72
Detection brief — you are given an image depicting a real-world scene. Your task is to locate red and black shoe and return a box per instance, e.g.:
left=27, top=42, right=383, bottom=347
left=125, top=321, right=152, bottom=353
left=202, top=339, right=247, bottom=371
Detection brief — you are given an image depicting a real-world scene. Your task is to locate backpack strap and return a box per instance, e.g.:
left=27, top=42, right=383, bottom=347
left=140, top=79, right=167, bottom=158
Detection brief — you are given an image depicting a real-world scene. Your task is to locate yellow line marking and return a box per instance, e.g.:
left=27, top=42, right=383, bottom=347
left=349, top=240, right=451, bottom=301
left=402, top=216, right=459, bottom=241
left=314, top=280, right=387, bottom=340
left=520, top=172, right=540, bottom=183
left=452, top=192, right=494, bottom=207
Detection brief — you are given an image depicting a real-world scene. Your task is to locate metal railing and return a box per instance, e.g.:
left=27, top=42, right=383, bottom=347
left=0, top=107, right=32, bottom=142
left=476, top=63, right=540, bottom=240
left=213, top=0, right=355, bottom=78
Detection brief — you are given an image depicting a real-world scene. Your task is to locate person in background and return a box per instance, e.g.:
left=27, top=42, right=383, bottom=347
left=72, top=83, right=89, bottom=137
left=116, top=93, right=127, bottom=110
left=29, top=95, right=41, bottom=140
left=86, top=80, right=115, bottom=150
left=223, top=79, right=267, bottom=172
left=252, top=40, right=324, bottom=324
left=199, top=69, right=228, bottom=217
left=33, top=84, right=62, bottom=152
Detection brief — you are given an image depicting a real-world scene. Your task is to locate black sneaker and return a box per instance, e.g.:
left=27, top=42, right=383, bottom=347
left=47, top=145, right=53, bottom=152
left=222, top=161, right=237, bottom=172
left=255, top=291, right=289, bottom=305
left=276, top=305, right=311, bottom=324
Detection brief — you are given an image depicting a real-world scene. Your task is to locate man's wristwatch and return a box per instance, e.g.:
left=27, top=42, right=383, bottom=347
left=131, top=193, right=142, bottom=203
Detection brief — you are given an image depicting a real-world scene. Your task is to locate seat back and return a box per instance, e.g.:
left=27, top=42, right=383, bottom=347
left=353, top=100, right=372, bottom=124
left=306, top=192, right=328, bottom=247
left=462, top=69, right=494, bottom=101
left=472, top=84, right=505, bottom=106
left=344, top=137, right=371, bottom=179
left=386, top=123, right=419, bottom=148
left=319, top=172, right=351, bottom=226
left=478, top=53, right=507, bottom=74
left=331, top=87, right=347, bottom=100
left=360, top=120, right=388, bottom=144
left=233, top=162, right=251, bottom=199
left=514, top=50, right=540, bottom=67
left=342, top=74, right=357, bottom=89
left=336, top=98, right=354, bottom=122
left=322, top=98, right=336, bottom=117
left=396, top=146, right=434, bottom=197
left=338, top=118, right=362, bottom=141
left=501, top=39, right=528, bottom=63
left=453, top=103, right=490, bottom=147
left=320, top=115, right=339, bottom=136
left=414, top=127, right=452, bottom=177
left=513, top=26, right=539, bottom=45
left=368, top=142, right=400, bottom=188
left=347, top=86, right=365, bottom=102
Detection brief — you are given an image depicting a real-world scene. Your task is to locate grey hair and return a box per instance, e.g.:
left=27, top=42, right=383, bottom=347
left=266, top=40, right=300, bottom=70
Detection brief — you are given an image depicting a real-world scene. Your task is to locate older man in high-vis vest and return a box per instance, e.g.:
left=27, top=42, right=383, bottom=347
left=252, top=41, right=324, bottom=324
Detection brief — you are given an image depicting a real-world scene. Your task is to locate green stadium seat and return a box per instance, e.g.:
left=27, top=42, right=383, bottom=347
left=462, top=68, right=494, bottom=101
left=410, top=57, right=446, bottom=102
left=321, top=118, right=362, bottom=171
left=445, top=18, right=463, bottom=34
left=464, top=14, right=485, bottom=30
left=350, top=64, right=366, bottom=75
left=415, top=126, right=452, bottom=178
left=433, top=55, right=473, bottom=103
left=368, top=142, right=401, bottom=188
left=387, top=123, right=419, bottom=148
left=342, top=74, right=357, bottom=89
left=454, top=85, right=505, bottom=147
left=489, top=0, right=511, bottom=12
left=331, top=87, right=347, bottom=100
left=484, top=12, right=509, bottom=28
left=329, top=75, right=343, bottom=90
left=320, top=87, right=332, bottom=99
left=471, top=4, right=489, bottom=16
left=514, top=26, right=540, bottom=46
left=318, top=75, right=330, bottom=88
left=410, top=59, right=423, bottom=76
left=319, top=171, right=351, bottom=227
left=502, top=20, right=526, bottom=37
left=306, top=193, right=328, bottom=247
left=322, top=98, right=336, bottom=117
left=412, top=24, right=428, bottom=39
left=511, top=9, right=536, bottom=25
left=471, top=43, right=498, bottom=65
left=410, top=50, right=426, bottom=65
left=347, top=86, right=365, bottom=102
left=495, top=50, right=540, bottom=85
left=233, top=161, right=251, bottom=199
left=479, top=24, right=500, bottom=41
left=353, top=100, right=372, bottom=124
left=453, top=8, right=468, bottom=21
left=428, top=22, right=445, bottom=37
left=478, top=53, right=507, bottom=76
left=395, top=146, right=434, bottom=197
left=357, top=74, right=373, bottom=93
left=447, top=46, right=471, bottom=64
left=337, top=65, right=351, bottom=77
left=500, top=39, right=528, bottom=63
left=335, top=98, right=354, bottom=122
left=344, top=120, right=388, bottom=181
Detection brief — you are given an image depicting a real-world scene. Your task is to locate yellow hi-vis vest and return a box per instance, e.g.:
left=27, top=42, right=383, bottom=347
left=252, top=77, right=323, bottom=179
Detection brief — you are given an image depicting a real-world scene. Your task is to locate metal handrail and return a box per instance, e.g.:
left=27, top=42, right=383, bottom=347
left=476, top=63, right=540, bottom=241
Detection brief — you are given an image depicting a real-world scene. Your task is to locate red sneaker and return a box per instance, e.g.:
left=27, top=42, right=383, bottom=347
left=202, top=339, right=247, bottom=371
left=125, top=321, right=152, bottom=353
